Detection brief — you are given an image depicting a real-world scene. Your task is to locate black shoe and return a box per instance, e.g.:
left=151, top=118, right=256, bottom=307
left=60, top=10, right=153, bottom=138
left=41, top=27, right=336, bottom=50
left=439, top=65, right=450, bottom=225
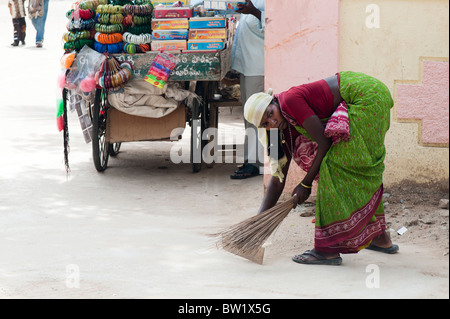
left=230, top=164, right=261, bottom=180
left=11, top=40, right=19, bottom=46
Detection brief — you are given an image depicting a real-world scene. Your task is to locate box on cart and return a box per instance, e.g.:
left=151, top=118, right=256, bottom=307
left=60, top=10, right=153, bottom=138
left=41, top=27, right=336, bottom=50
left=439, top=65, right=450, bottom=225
left=151, top=0, right=190, bottom=6
left=154, top=7, right=193, bottom=19
left=189, top=17, right=227, bottom=29
left=188, top=28, right=227, bottom=40
left=203, top=1, right=245, bottom=14
left=151, top=40, right=188, bottom=51
left=151, top=19, right=189, bottom=30
left=187, top=39, right=225, bottom=51
left=152, top=29, right=189, bottom=40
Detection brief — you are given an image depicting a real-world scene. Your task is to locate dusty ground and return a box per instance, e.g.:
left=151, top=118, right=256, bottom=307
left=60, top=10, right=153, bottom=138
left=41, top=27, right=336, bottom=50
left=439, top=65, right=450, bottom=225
left=0, top=0, right=448, bottom=300
left=268, top=185, right=449, bottom=261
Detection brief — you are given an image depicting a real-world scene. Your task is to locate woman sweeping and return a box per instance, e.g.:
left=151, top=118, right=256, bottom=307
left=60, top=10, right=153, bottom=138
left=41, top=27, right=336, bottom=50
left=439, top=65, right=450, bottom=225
left=244, top=71, right=399, bottom=265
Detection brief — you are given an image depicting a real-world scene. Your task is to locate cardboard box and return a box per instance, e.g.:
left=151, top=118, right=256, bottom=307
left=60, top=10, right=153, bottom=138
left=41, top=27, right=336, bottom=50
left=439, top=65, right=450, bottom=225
left=107, top=105, right=186, bottom=143
left=151, top=18, right=189, bottom=30
left=203, top=1, right=245, bottom=13
left=154, top=7, right=193, bottom=19
left=151, top=0, right=190, bottom=6
left=188, top=28, right=227, bottom=40
left=187, top=39, right=224, bottom=51
left=151, top=40, right=187, bottom=51
left=189, top=17, right=227, bottom=29
left=152, top=29, right=189, bottom=40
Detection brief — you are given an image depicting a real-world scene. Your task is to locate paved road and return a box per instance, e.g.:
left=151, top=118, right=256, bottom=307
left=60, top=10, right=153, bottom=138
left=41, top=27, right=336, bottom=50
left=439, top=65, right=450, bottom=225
left=0, top=0, right=448, bottom=300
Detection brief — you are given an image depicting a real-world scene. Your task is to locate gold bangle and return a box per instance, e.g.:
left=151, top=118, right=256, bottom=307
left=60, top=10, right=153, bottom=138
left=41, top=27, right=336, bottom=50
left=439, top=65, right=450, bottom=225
left=300, top=182, right=312, bottom=189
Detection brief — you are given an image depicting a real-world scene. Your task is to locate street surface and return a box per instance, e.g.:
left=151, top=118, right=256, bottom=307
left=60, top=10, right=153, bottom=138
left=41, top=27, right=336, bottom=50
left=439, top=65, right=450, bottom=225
left=0, top=0, right=448, bottom=299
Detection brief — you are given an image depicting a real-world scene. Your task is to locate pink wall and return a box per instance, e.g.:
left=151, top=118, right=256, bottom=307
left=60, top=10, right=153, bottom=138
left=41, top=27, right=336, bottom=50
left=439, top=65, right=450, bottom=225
left=265, top=0, right=340, bottom=193
left=396, top=60, right=449, bottom=146
left=265, top=0, right=340, bottom=93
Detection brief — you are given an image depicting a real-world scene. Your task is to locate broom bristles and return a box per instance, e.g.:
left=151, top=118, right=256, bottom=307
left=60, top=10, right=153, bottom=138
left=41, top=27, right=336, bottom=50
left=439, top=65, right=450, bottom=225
left=211, top=197, right=296, bottom=264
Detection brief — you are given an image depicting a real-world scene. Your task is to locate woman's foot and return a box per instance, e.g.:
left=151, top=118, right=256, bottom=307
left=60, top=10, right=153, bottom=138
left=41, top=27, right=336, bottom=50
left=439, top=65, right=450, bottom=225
left=11, top=40, right=19, bottom=47
left=366, top=231, right=399, bottom=254
left=292, top=249, right=342, bottom=265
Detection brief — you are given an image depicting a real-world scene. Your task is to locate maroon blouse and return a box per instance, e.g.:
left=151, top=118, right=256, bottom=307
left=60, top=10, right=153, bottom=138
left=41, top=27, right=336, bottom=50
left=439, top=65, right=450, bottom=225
left=276, top=79, right=336, bottom=127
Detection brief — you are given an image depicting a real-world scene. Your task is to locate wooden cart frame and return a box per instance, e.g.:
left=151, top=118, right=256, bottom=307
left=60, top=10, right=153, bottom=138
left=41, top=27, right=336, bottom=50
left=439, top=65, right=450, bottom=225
left=64, top=46, right=234, bottom=173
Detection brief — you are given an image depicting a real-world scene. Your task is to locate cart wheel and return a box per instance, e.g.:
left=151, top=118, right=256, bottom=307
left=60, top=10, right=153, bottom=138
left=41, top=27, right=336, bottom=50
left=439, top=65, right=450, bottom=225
left=92, top=88, right=110, bottom=172
left=109, top=143, right=122, bottom=157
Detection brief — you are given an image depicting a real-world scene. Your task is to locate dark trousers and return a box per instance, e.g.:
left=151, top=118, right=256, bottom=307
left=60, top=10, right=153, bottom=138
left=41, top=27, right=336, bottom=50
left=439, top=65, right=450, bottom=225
left=12, top=17, right=26, bottom=44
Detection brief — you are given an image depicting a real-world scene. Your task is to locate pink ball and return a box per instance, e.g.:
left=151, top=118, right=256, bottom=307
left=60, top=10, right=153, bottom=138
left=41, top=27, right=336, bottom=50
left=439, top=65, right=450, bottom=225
left=80, top=76, right=96, bottom=92
left=57, top=72, right=66, bottom=89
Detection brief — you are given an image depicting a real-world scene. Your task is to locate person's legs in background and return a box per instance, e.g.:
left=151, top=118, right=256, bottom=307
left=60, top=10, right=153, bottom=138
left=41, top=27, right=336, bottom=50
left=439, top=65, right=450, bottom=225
left=31, top=0, right=49, bottom=47
left=11, top=18, right=20, bottom=46
left=18, top=17, right=26, bottom=45
left=231, top=74, right=265, bottom=179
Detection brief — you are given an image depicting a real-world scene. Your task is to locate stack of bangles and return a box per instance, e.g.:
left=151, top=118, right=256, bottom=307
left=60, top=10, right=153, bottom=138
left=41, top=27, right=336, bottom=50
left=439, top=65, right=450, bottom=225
left=95, top=23, right=124, bottom=34
left=123, top=43, right=150, bottom=54
left=78, top=0, right=106, bottom=10
left=94, top=32, right=123, bottom=44
left=93, top=4, right=124, bottom=54
left=63, top=30, right=95, bottom=42
left=67, top=18, right=95, bottom=31
left=94, top=42, right=123, bottom=54
left=96, top=57, right=134, bottom=91
left=122, top=14, right=151, bottom=27
left=96, top=4, right=123, bottom=14
left=122, top=32, right=151, bottom=54
left=66, top=8, right=95, bottom=20
left=125, top=24, right=152, bottom=35
left=64, top=7, right=96, bottom=52
left=122, top=4, right=153, bottom=16
left=96, top=13, right=124, bottom=24
left=122, top=32, right=151, bottom=45
left=64, top=39, right=95, bottom=51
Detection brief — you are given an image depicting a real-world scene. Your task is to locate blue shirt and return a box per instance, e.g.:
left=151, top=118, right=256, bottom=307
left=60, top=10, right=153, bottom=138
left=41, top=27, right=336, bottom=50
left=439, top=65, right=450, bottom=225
left=231, top=0, right=265, bottom=76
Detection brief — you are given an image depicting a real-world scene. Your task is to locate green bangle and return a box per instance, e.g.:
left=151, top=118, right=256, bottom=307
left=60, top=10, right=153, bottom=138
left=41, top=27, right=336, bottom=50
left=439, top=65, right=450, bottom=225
left=300, top=182, right=312, bottom=189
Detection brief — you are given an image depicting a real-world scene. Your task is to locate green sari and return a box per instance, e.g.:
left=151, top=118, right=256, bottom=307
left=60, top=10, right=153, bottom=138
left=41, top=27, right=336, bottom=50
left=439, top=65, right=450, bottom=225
left=296, top=72, right=393, bottom=254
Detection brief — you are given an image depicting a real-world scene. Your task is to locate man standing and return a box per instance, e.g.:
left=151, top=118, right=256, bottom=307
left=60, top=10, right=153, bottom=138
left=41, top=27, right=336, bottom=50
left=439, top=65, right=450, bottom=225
left=230, top=0, right=265, bottom=179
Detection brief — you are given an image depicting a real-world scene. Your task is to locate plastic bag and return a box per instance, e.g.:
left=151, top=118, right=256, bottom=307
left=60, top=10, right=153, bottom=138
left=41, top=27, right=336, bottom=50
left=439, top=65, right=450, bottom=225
left=65, top=45, right=106, bottom=92
left=145, top=51, right=179, bottom=89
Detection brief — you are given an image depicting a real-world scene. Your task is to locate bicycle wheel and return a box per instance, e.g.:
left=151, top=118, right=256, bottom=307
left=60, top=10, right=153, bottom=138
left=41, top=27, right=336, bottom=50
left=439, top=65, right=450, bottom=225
left=92, top=88, right=110, bottom=172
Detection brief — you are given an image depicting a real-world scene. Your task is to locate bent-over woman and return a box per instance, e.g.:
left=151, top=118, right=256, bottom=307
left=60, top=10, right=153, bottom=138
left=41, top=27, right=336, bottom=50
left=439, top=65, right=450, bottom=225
left=244, top=71, right=399, bottom=265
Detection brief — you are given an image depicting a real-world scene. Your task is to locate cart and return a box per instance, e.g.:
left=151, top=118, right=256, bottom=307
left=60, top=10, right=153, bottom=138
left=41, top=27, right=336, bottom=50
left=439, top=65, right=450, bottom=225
left=63, top=46, right=234, bottom=173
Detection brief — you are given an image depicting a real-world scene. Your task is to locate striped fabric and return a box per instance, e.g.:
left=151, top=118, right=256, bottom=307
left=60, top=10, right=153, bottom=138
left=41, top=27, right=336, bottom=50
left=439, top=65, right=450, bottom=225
left=8, top=0, right=26, bottom=19
left=324, top=101, right=351, bottom=145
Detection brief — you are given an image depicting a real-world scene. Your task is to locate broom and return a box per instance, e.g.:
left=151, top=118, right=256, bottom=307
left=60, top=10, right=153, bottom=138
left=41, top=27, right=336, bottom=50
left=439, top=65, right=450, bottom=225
left=212, top=197, right=296, bottom=264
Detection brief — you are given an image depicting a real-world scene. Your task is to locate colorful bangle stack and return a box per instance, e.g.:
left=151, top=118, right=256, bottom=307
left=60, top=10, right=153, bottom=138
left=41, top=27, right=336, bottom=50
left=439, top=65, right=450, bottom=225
left=93, top=4, right=124, bottom=53
left=63, top=29, right=96, bottom=42
left=123, top=43, right=150, bottom=54
left=67, top=18, right=96, bottom=31
left=94, top=23, right=124, bottom=34
left=95, top=55, right=134, bottom=91
left=122, top=3, right=153, bottom=54
left=64, top=7, right=97, bottom=52
left=78, top=0, right=107, bottom=10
